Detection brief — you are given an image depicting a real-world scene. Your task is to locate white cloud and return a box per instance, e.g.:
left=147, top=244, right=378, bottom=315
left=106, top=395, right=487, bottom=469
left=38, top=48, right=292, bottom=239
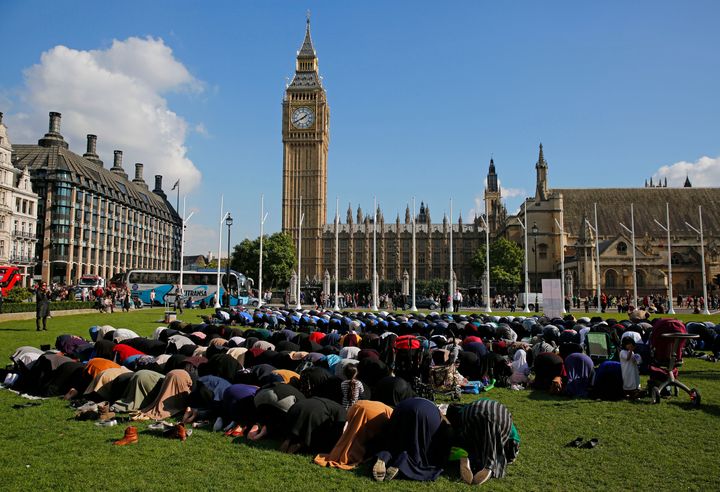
left=9, top=36, right=202, bottom=191
left=184, top=223, right=219, bottom=257
left=500, top=186, right=526, bottom=198
left=467, top=183, right=528, bottom=219
left=653, top=155, right=720, bottom=187
left=194, top=123, right=210, bottom=137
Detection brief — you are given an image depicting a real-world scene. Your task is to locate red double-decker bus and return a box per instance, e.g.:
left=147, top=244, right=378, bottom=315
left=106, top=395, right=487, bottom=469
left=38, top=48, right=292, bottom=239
left=0, top=266, right=22, bottom=296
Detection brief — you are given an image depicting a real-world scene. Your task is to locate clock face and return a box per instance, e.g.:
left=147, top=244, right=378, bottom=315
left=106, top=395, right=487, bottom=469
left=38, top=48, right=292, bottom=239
left=291, top=106, right=315, bottom=129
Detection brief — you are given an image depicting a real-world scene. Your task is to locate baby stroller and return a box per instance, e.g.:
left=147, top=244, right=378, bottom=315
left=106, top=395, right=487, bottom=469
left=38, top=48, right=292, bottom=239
left=424, top=344, right=462, bottom=402
left=647, top=319, right=701, bottom=407
left=391, top=335, right=433, bottom=399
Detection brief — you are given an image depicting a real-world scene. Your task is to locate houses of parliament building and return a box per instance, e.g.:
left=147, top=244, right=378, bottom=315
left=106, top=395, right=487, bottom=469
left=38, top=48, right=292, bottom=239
left=282, top=20, right=720, bottom=299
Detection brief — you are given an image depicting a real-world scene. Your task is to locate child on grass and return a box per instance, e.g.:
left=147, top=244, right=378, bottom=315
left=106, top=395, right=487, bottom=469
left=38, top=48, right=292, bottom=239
left=620, top=337, right=642, bottom=398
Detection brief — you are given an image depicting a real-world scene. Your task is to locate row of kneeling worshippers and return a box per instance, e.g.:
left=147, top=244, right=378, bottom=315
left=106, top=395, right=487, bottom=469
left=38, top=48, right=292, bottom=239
left=6, top=310, right=716, bottom=406
left=3, top=310, right=716, bottom=480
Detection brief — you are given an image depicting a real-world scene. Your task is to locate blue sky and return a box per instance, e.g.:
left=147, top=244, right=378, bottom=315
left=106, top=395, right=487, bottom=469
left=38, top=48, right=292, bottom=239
left=2, top=1, right=719, bottom=255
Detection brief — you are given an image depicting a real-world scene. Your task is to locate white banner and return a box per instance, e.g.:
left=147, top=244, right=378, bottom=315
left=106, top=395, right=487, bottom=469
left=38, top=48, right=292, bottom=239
left=542, top=279, right=563, bottom=319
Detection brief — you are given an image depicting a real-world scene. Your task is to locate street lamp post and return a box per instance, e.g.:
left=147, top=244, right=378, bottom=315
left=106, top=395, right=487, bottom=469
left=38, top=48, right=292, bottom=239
left=225, top=213, right=233, bottom=308
left=532, top=222, right=539, bottom=312
left=654, top=202, right=675, bottom=314
left=215, top=196, right=228, bottom=309
left=685, top=205, right=710, bottom=315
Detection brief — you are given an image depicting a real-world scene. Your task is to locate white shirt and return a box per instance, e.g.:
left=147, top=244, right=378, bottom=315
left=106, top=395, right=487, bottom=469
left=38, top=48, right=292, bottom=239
left=620, top=349, right=642, bottom=390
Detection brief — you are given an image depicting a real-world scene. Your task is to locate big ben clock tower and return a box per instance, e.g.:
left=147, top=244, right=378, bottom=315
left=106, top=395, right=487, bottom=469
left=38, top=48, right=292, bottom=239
left=282, top=17, right=329, bottom=280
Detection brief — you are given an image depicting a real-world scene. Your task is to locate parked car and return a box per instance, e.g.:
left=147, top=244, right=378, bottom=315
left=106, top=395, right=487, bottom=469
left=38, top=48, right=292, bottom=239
left=404, top=297, right=438, bottom=310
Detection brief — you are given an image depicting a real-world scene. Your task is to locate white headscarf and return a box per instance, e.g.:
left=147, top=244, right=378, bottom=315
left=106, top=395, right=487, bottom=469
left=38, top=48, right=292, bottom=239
left=511, top=349, right=529, bottom=375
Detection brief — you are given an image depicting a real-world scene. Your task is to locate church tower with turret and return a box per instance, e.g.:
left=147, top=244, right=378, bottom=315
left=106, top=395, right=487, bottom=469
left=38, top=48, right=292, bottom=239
left=282, top=17, right=330, bottom=279
left=484, top=157, right=507, bottom=235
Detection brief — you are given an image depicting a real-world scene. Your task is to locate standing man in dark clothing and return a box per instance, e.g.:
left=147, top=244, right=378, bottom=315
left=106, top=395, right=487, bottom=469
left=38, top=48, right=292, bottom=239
left=34, top=282, right=51, bottom=331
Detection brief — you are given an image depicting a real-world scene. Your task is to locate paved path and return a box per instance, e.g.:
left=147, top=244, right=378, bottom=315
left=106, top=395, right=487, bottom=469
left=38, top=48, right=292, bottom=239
left=0, top=309, right=98, bottom=322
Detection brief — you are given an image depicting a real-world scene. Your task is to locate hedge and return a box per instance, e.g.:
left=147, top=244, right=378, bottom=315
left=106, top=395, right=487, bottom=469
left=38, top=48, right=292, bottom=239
left=1, top=301, right=95, bottom=314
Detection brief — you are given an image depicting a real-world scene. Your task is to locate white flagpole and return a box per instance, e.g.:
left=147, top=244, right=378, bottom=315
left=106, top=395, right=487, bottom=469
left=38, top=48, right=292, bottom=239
left=334, top=197, right=339, bottom=311
left=478, top=212, right=492, bottom=313
left=631, top=203, right=637, bottom=308
left=372, top=196, right=378, bottom=311
left=448, top=197, right=454, bottom=313
left=595, top=203, right=601, bottom=313
left=654, top=203, right=675, bottom=314
left=411, top=197, right=417, bottom=312
left=296, top=196, right=304, bottom=310
left=685, top=206, right=710, bottom=315
left=180, top=196, right=186, bottom=297
left=554, top=212, right=566, bottom=314
left=518, top=202, right=531, bottom=313
left=258, top=194, right=268, bottom=307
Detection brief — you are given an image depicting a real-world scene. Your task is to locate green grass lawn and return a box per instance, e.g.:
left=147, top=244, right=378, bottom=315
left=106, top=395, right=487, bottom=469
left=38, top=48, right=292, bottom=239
left=0, top=308, right=718, bottom=491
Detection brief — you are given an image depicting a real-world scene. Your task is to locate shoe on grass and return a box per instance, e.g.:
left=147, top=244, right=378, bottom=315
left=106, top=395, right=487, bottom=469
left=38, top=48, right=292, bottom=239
left=385, top=466, right=399, bottom=481
left=372, top=458, right=386, bottom=481
left=459, top=457, right=473, bottom=484
left=472, top=468, right=492, bottom=485
left=95, top=419, right=117, bottom=427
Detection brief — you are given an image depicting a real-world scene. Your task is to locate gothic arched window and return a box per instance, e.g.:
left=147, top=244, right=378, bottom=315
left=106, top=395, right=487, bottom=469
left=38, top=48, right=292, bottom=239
left=617, top=242, right=628, bottom=255
left=538, top=243, right=548, bottom=259
left=605, top=269, right=618, bottom=288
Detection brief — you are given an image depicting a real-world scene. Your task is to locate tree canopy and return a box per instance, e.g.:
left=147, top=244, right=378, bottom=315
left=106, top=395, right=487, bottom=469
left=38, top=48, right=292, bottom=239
left=471, top=237, right=524, bottom=292
left=230, top=232, right=296, bottom=289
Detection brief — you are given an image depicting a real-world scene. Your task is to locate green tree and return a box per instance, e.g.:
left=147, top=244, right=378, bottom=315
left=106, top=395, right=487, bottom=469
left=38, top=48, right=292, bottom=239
left=471, top=237, right=523, bottom=292
left=230, top=232, right=296, bottom=289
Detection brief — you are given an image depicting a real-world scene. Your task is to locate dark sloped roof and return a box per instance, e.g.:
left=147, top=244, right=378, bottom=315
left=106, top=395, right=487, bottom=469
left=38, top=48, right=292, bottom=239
left=288, top=71, right=321, bottom=89
left=13, top=143, right=180, bottom=223
left=298, top=22, right=316, bottom=58
left=556, top=188, right=720, bottom=238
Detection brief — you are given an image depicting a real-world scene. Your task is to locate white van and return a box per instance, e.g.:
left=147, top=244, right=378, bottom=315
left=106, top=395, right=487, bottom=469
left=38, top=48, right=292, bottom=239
left=518, top=293, right=543, bottom=311
left=77, top=275, right=105, bottom=290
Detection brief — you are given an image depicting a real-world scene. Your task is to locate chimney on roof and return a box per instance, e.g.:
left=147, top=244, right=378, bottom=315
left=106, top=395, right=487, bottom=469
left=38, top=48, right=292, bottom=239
left=153, top=174, right=167, bottom=198
left=38, top=111, right=69, bottom=148
left=83, top=134, right=104, bottom=167
left=49, top=112, right=61, bottom=133
left=133, top=163, right=147, bottom=187
left=110, top=150, right=128, bottom=178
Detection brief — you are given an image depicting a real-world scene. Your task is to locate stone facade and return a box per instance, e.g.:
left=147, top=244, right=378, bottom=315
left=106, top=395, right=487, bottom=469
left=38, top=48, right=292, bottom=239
left=281, top=19, right=329, bottom=280
left=504, top=145, right=720, bottom=300
left=0, top=112, right=39, bottom=286
left=10, top=112, right=182, bottom=285
left=282, top=21, right=492, bottom=287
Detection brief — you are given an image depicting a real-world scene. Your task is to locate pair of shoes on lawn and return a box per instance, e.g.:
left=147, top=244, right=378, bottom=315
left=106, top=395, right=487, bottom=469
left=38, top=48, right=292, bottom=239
left=566, top=437, right=599, bottom=449
left=163, top=423, right=191, bottom=441
left=372, top=458, right=399, bottom=482
left=459, top=458, right=492, bottom=485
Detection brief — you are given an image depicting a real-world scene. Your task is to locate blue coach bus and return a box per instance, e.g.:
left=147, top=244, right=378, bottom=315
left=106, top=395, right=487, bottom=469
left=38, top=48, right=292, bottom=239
left=124, top=269, right=252, bottom=307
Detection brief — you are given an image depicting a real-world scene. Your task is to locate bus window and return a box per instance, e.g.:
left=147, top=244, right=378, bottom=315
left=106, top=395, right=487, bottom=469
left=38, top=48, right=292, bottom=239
left=167, top=272, right=180, bottom=286
left=228, top=273, right=239, bottom=294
